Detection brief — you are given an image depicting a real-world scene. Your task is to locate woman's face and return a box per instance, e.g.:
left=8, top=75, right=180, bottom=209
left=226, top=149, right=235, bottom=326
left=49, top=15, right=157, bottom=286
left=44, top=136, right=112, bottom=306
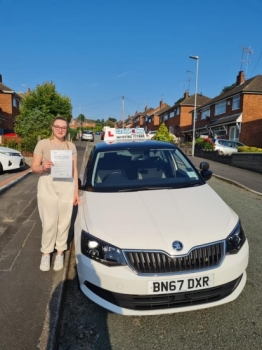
left=52, top=119, right=68, bottom=139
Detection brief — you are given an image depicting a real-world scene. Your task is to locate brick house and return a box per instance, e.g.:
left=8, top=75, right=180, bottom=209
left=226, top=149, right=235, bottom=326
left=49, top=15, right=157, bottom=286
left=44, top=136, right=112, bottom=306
left=69, top=118, right=96, bottom=129
left=141, top=101, right=171, bottom=132
left=158, top=92, right=211, bottom=141
left=191, top=71, right=262, bottom=147
left=132, top=106, right=154, bottom=129
left=0, top=74, right=22, bottom=134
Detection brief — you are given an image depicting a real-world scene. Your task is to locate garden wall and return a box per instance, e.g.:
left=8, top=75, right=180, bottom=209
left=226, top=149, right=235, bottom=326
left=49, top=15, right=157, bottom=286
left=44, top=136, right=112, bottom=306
left=193, top=149, right=262, bottom=174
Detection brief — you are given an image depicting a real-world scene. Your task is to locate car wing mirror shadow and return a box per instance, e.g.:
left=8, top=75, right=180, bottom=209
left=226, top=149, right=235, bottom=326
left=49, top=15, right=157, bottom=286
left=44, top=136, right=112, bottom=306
left=78, top=178, right=85, bottom=190
left=199, top=162, right=212, bottom=181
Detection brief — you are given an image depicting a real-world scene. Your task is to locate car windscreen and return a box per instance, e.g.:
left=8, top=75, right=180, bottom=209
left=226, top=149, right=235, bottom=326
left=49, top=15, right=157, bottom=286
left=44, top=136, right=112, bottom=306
left=87, top=147, right=204, bottom=192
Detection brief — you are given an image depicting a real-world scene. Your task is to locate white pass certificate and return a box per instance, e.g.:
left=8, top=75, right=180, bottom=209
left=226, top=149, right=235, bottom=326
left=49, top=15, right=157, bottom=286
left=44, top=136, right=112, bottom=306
left=50, top=150, right=72, bottom=178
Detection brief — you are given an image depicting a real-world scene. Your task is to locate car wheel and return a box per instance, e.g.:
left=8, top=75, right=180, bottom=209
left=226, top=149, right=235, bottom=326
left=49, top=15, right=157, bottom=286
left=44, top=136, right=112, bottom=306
left=0, top=163, right=3, bottom=175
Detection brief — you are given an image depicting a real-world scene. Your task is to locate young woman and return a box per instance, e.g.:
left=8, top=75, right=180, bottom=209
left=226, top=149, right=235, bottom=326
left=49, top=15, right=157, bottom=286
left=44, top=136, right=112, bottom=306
left=31, top=117, right=79, bottom=271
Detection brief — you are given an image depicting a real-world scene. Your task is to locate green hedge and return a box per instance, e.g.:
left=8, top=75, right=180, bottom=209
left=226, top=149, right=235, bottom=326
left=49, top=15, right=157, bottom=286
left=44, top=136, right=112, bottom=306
left=238, top=146, right=262, bottom=153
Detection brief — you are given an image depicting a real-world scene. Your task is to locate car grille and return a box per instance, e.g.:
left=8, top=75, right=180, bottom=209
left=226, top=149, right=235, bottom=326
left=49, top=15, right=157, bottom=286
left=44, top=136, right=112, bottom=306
left=123, top=242, right=224, bottom=274
left=84, top=275, right=242, bottom=311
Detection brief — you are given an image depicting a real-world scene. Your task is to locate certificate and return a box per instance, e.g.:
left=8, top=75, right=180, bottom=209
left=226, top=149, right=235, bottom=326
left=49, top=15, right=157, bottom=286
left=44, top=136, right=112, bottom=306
left=50, top=150, right=72, bottom=178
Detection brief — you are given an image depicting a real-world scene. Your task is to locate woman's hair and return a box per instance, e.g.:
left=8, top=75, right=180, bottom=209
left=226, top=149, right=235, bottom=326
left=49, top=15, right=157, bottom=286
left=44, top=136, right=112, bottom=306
left=52, top=116, right=69, bottom=128
left=50, top=116, right=69, bottom=148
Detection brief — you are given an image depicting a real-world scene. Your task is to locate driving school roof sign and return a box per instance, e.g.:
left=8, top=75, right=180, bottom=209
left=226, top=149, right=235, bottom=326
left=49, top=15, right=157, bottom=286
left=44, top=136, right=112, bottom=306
left=104, top=128, right=147, bottom=142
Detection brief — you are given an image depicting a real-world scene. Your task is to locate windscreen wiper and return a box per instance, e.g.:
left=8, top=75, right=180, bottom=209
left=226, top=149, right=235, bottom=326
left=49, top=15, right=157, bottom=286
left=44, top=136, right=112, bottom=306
left=119, top=187, right=173, bottom=192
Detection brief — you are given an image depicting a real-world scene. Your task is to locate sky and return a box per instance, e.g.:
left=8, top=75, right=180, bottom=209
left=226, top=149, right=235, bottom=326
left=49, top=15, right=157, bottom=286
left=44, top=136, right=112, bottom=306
left=1, top=0, right=262, bottom=122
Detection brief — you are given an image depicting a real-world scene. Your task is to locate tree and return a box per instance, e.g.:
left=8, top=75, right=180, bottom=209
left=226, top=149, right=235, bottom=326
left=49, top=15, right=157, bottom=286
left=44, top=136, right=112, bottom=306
left=78, top=114, right=85, bottom=123
left=220, top=83, right=236, bottom=94
left=153, top=123, right=174, bottom=143
left=15, top=82, right=72, bottom=138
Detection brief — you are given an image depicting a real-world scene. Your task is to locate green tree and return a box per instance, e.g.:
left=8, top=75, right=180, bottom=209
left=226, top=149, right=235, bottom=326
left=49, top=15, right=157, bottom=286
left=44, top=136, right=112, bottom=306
left=220, top=83, right=236, bottom=94
left=15, top=81, right=72, bottom=138
left=153, top=123, right=174, bottom=143
left=78, top=114, right=85, bottom=123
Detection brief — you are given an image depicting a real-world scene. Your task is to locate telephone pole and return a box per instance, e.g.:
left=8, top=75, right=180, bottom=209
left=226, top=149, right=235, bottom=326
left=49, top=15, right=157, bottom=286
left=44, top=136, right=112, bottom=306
left=122, top=96, right=124, bottom=127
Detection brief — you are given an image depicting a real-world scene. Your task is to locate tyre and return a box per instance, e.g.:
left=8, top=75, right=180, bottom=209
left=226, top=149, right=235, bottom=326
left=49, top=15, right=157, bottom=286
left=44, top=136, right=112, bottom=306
left=0, top=163, right=3, bottom=175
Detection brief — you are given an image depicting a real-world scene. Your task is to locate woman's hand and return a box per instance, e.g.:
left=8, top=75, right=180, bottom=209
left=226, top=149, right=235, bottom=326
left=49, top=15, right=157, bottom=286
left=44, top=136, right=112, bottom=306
left=42, top=161, right=54, bottom=172
left=73, top=193, right=80, bottom=206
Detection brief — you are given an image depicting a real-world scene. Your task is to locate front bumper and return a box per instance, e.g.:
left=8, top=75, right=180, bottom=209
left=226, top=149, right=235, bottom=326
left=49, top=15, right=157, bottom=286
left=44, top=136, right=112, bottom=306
left=76, top=240, right=249, bottom=315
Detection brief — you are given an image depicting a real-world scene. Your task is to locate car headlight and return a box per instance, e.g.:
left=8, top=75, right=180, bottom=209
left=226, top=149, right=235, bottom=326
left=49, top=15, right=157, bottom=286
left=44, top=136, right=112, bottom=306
left=81, top=230, right=127, bottom=267
left=226, top=221, right=246, bottom=254
left=0, top=151, right=20, bottom=156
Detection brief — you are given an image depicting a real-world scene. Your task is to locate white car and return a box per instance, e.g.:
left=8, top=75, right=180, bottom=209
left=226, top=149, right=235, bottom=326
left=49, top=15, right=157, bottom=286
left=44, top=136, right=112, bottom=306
left=81, top=130, right=94, bottom=142
left=214, top=139, right=244, bottom=155
left=0, top=146, right=25, bottom=174
left=75, top=128, right=249, bottom=316
left=146, top=130, right=157, bottom=139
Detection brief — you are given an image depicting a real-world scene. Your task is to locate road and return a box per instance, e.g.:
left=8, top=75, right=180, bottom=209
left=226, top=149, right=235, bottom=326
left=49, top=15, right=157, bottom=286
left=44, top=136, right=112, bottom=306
left=57, top=138, right=262, bottom=350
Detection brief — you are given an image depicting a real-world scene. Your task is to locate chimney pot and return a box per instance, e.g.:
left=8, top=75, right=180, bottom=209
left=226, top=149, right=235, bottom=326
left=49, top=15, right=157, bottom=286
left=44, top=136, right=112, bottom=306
left=0, top=74, right=2, bottom=83
left=184, top=90, right=189, bottom=99
left=236, top=71, right=245, bottom=85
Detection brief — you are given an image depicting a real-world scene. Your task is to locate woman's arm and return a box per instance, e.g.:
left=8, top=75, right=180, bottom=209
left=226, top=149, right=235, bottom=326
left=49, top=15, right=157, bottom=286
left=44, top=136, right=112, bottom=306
left=31, top=153, right=54, bottom=174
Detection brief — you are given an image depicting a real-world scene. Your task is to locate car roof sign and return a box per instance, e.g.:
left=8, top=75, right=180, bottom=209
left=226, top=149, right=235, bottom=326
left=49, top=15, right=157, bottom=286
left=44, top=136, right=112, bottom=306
left=104, top=128, right=147, bottom=143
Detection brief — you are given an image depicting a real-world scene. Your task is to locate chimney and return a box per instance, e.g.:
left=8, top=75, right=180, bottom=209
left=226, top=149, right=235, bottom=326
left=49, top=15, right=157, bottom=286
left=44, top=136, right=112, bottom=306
left=27, top=88, right=31, bottom=94
left=184, top=90, right=189, bottom=99
left=0, top=74, right=2, bottom=83
left=160, top=100, right=163, bottom=108
left=144, top=105, right=148, bottom=111
left=236, top=71, right=245, bottom=86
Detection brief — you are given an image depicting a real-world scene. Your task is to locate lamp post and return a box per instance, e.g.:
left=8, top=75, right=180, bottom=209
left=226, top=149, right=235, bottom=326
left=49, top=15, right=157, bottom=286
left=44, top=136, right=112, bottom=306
left=189, top=55, right=199, bottom=156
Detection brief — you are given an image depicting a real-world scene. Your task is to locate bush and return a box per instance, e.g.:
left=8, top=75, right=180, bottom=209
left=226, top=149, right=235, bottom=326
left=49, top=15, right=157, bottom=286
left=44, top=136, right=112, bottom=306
left=3, top=139, right=21, bottom=151
left=238, top=146, right=262, bottom=153
left=68, top=128, right=77, bottom=141
left=195, top=137, right=215, bottom=150
left=153, top=123, right=174, bottom=143
left=21, top=130, right=51, bottom=153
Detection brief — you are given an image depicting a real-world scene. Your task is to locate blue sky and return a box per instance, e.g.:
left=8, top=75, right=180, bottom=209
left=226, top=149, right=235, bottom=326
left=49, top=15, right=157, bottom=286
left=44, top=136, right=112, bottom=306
left=1, top=0, right=262, bottom=122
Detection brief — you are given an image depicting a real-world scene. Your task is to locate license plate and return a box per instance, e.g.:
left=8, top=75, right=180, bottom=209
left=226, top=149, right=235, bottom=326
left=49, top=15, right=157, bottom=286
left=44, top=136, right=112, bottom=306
left=148, top=274, right=214, bottom=294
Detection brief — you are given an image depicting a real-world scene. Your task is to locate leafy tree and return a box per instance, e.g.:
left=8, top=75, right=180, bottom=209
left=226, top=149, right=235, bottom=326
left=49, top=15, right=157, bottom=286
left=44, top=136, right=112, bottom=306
left=78, top=114, right=85, bottom=123
left=220, top=83, right=236, bottom=94
left=15, top=82, right=72, bottom=137
left=153, top=123, right=174, bottom=143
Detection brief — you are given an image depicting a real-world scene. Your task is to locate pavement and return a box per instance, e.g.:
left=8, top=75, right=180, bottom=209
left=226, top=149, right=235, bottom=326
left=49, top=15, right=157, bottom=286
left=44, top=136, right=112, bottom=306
left=0, top=149, right=262, bottom=350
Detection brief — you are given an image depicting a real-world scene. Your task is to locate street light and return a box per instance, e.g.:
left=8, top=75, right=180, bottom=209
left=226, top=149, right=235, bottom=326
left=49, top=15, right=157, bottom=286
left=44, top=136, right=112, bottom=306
left=189, top=55, right=199, bottom=156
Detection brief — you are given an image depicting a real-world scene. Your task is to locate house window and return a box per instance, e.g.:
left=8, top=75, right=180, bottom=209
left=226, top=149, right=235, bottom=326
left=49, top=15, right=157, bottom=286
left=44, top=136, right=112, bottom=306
left=201, top=109, right=210, bottom=120
left=215, top=101, right=226, bottom=115
left=232, top=95, right=240, bottom=110
left=176, top=107, right=180, bottom=115
left=170, top=111, right=174, bottom=118
left=163, top=114, right=168, bottom=121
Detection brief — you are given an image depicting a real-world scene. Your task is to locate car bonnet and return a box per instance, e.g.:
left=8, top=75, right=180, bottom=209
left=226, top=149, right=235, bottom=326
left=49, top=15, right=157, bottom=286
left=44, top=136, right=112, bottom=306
left=79, top=184, right=238, bottom=255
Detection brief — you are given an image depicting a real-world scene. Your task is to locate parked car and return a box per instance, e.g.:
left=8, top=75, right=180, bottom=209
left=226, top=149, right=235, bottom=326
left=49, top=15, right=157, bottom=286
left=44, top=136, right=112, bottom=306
left=146, top=130, right=157, bottom=139
left=75, top=127, right=249, bottom=316
left=100, top=131, right=105, bottom=140
left=0, top=146, right=25, bottom=174
left=213, top=139, right=244, bottom=155
left=95, top=131, right=100, bottom=135
left=82, top=130, right=94, bottom=142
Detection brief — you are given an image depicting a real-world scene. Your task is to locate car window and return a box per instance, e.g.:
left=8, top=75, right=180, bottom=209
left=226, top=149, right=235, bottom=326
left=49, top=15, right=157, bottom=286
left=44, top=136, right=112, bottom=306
left=87, top=147, right=203, bottom=192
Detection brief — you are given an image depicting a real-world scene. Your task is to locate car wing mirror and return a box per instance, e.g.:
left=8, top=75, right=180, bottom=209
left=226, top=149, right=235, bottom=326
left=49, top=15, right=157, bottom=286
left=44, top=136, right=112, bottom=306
left=199, top=162, right=212, bottom=181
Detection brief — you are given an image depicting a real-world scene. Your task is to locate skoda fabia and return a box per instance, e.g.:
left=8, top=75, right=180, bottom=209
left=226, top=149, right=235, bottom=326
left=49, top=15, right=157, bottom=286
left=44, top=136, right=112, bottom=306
left=74, top=128, right=249, bottom=316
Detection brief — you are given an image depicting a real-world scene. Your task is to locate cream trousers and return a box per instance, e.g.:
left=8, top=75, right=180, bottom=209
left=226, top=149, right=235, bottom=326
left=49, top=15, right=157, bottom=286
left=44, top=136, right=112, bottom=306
left=37, top=175, right=75, bottom=254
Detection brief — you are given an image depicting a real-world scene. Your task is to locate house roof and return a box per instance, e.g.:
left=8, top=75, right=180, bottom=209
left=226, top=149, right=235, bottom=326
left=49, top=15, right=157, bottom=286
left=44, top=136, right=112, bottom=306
left=0, top=81, right=22, bottom=99
left=148, top=104, right=171, bottom=117
left=209, top=113, right=242, bottom=127
left=179, top=93, right=211, bottom=106
left=199, top=74, right=262, bottom=109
